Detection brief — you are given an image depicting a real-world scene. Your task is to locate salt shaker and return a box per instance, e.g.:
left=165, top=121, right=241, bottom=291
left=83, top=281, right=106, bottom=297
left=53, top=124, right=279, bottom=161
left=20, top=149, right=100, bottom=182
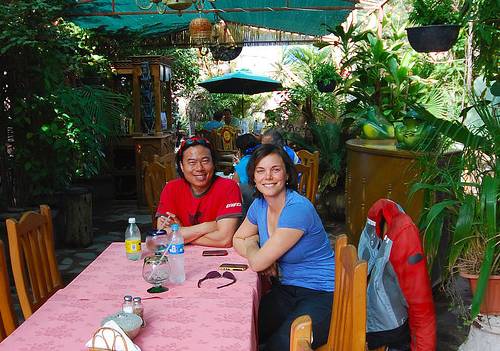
left=122, top=295, right=133, bottom=313
left=133, top=296, right=145, bottom=327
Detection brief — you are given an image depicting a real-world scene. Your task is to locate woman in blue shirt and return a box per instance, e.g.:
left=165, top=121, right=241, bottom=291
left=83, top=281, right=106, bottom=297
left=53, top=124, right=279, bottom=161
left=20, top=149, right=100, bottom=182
left=233, top=144, right=334, bottom=351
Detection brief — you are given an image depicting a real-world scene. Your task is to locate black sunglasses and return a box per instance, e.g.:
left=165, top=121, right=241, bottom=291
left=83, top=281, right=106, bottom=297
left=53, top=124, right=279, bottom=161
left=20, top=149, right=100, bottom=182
left=197, top=271, right=236, bottom=289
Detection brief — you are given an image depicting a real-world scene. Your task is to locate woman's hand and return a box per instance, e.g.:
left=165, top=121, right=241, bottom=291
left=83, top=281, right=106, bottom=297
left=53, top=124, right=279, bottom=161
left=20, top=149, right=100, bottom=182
left=157, top=212, right=181, bottom=230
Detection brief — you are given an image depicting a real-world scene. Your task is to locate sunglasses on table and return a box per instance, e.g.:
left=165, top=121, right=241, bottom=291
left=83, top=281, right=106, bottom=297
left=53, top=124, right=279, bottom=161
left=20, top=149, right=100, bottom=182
left=197, top=271, right=237, bottom=289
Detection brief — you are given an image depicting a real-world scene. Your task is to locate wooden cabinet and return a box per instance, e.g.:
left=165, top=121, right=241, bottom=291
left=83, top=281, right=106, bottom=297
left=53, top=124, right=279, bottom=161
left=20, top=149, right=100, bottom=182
left=345, top=139, right=424, bottom=245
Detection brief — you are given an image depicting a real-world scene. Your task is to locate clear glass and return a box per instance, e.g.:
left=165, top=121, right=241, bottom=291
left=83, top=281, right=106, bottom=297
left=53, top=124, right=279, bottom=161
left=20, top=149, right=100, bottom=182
left=142, top=254, right=170, bottom=293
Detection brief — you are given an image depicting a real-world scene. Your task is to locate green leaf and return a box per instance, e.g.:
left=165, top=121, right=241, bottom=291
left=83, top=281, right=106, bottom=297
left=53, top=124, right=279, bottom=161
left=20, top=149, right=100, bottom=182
left=448, top=195, right=475, bottom=268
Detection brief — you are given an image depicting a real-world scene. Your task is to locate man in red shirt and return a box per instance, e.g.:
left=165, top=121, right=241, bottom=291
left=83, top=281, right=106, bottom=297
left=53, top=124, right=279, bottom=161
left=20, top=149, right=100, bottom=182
left=157, top=137, right=243, bottom=247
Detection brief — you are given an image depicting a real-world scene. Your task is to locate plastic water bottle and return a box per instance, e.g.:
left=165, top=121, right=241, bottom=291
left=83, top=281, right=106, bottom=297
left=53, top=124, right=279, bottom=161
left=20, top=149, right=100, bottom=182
left=125, top=217, right=141, bottom=261
left=168, top=224, right=185, bottom=284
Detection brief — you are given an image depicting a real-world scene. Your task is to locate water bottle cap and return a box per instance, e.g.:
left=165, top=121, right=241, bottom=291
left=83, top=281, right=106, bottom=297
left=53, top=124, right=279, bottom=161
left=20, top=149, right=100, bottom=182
left=171, top=223, right=180, bottom=231
left=128, top=217, right=136, bottom=224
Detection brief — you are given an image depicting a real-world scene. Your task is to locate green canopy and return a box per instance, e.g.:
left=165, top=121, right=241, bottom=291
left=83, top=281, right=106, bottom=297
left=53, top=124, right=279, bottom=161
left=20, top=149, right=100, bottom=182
left=68, top=0, right=354, bottom=38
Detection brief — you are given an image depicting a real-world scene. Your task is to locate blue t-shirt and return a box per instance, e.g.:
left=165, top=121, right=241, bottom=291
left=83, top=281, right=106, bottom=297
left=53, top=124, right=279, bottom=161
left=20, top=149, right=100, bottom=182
left=204, top=120, right=224, bottom=131
left=234, top=155, right=251, bottom=185
left=247, top=190, right=335, bottom=292
left=284, top=145, right=300, bottom=164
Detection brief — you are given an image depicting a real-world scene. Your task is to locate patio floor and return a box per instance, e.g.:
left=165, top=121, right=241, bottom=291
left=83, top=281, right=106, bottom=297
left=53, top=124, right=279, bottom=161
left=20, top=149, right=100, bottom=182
left=5, top=199, right=470, bottom=349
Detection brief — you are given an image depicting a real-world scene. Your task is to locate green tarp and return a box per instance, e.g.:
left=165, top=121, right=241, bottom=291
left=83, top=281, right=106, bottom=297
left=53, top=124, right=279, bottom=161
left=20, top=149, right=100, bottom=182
left=68, top=0, right=353, bottom=37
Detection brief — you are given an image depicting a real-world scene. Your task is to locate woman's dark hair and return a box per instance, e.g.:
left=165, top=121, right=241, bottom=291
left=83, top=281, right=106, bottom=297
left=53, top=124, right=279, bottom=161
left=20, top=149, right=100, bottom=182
left=236, top=133, right=259, bottom=155
left=262, top=128, right=286, bottom=148
left=176, top=137, right=218, bottom=180
left=247, top=144, right=298, bottom=198
left=213, top=111, right=223, bottom=122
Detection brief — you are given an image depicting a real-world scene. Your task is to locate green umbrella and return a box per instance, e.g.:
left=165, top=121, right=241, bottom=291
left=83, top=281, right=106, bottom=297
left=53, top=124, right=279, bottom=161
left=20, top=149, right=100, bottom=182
left=198, top=71, right=283, bottom=119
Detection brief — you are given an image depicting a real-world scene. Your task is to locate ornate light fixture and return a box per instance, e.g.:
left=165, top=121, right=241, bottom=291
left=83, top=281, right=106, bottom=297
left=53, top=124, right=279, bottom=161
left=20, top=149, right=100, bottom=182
left=135, top=0, right=215, bottom=15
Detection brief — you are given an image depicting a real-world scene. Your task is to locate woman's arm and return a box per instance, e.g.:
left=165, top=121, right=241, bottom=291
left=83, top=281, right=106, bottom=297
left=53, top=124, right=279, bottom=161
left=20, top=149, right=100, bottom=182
left=233, top=217, right=258, bottom=257
left=245, top=227, right=303, bottom=272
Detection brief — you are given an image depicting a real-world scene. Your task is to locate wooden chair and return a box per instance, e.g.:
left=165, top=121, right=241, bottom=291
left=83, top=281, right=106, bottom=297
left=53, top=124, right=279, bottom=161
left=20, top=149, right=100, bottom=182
left=5, top=205, right=63, bottom=319
left=290, top=234, right=368, bottom=351
left=213, top=126, right=239, bottom=172
left=290, top=315, right=313, bottom=351
left=297, top=150, right=320, bottom=205
left=153, top=153, right=177, bottom=182
left=0, top=240, right=16, bottom=341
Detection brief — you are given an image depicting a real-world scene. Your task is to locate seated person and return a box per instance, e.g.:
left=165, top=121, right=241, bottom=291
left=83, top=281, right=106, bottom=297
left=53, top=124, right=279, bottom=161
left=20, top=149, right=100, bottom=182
left=223, top=108, right=241, bottom=130
left=358, top=199, right=436, bottom=351
left=261, top=128, right=300, bottom=164
left=203, top=111, right=224, bottom=131
left=233, top=144, right=334, bottom=351
left=233, top=133, right=260, bottom=215
left=156, top=136, right=242, bottom=248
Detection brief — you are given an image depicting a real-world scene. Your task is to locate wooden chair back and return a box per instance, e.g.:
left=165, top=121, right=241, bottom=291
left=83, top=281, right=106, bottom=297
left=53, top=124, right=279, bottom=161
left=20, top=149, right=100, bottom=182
left=290, top=234, right=367, bottom=351
left=143, top=160, right=169, bottom=219
left=290, top=315, right=313, bottom=351
left=0, top=240, right=16, bottom=341
left=297, top=150, right=319, bottom=205
left=5, top=205, right=63, bottom=319
left=153, top=153, right=177, bottom=182
left=215, top=125, right=238, bottom=153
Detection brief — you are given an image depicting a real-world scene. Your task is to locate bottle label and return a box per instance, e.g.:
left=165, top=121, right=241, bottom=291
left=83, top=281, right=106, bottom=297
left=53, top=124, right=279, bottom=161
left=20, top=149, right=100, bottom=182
left=125, top=239, right=141, bottom=253
left=168, top=243, right=184, bottom=255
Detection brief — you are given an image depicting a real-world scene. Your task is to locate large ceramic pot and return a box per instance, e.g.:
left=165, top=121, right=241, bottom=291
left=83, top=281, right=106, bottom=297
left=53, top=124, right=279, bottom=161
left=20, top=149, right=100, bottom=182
left=460, top=272, right=500, bottom=315
left=406, top=25, right=460, bottom=52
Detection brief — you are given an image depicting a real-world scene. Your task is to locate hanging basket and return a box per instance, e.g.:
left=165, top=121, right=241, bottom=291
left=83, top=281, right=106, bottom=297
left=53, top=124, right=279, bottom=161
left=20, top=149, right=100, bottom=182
left=316, top=80, right=336, bottom=93
left=189, top=18, right=213, bottom=44
left=210, top=45, right=243, bottom=61
left=165, top=0, right=192, bottom=11
left=406, top=25, right=460, bottom=53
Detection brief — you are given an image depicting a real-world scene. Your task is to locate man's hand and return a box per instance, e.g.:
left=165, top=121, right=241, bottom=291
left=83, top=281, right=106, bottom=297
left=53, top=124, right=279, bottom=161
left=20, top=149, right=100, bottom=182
left=157, top=212, right=181, bottom=230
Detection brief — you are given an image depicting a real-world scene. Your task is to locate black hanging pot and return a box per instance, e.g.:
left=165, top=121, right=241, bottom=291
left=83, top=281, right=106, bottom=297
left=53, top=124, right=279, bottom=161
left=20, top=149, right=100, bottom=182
left=406, top=25, right=460, bottom=53
left=210, top=46, right=243, bottom=61
left=316, top=80, right=336, bottom=93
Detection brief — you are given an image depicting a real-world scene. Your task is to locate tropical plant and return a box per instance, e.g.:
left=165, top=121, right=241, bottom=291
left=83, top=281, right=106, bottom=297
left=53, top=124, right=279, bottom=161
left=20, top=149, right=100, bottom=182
left=0, top=0, right=126, bottom=205
left=410, top=96, right=499, bottom=319
left=312, top=63, right=341, bottom=90
left=408, top=0, right=461, bottom=26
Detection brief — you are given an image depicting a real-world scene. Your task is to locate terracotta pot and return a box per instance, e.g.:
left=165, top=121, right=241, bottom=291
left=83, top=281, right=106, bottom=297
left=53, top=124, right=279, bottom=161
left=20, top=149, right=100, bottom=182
left=460, top=272, right=500, bottom=315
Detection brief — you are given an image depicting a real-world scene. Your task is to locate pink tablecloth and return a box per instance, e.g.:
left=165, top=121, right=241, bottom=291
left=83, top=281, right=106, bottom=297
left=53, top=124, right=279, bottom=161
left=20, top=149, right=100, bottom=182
left=0, top=243, right=260, bottom=351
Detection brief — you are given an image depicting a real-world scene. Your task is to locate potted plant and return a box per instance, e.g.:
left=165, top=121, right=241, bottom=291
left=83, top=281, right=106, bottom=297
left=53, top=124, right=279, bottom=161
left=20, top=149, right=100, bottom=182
left=411, top=96, right=499, bottom=318
left=312, top=63, right=341, bottom=93
left=406, top=0, right=461, bottom=52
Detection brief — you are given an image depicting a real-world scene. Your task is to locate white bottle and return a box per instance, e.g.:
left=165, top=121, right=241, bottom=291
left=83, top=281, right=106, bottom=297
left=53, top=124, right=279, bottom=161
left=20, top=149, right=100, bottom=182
left=125, top=217, right=141, bottom=261
left=168, top=224, right=185, bottom=284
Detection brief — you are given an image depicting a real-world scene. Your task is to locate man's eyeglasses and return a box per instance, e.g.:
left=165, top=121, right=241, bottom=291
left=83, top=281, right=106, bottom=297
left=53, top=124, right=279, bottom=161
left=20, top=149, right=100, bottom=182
left=197, top=271, right=236, bottom=289
left=179, top=137, right=210, bottom=151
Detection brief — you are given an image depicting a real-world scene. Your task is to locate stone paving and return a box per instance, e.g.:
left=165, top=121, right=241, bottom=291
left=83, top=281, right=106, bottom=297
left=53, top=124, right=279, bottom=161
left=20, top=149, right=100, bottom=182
left=6, top=200, right=469, bottom=349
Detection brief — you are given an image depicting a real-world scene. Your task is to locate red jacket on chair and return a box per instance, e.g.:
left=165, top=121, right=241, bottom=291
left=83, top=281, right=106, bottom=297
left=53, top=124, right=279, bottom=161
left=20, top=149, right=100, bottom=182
left=359, top=199, right=436, bottom=351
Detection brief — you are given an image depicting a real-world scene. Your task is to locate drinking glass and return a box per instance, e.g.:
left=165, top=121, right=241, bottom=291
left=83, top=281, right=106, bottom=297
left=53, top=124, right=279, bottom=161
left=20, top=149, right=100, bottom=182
left=142, top=254, right=170, bottom=293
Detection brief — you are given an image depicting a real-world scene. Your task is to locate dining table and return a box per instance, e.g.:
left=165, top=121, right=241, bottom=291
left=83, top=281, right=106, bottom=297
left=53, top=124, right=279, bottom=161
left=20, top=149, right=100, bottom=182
left=0, top=243, right=261, bottom=351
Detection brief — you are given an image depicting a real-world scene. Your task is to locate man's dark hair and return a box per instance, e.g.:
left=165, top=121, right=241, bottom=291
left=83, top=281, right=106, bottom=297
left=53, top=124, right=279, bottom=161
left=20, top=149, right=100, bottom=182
left=213, top=111, right=223, bottom=122
left=236, top=134, right=259, bottom=155
left=176, top=137, right=218, bottom=180
left=262, top=128, right=286, bottom=148
left=223, top=108, right=231, bottom=114
left=247, top=144, right=298, bottom=198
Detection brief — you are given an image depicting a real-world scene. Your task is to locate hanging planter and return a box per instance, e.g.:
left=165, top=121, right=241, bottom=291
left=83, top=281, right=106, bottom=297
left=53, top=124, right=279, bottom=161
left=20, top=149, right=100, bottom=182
left=210, top=45, right=243, bottom=61
left=165, top=0, right=192, bottom=11
left=189, top=17, right=213, bottom=45
left=313, top=63, right=340, bottom=93
left=406, top=25, right=460, bottom=52
left=316, top=81, right=336, bottom=93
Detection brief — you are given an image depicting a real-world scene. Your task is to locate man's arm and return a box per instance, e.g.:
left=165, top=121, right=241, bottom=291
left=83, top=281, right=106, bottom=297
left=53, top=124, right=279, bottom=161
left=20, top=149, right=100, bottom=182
left=181, top=217, right=240, bottom=248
